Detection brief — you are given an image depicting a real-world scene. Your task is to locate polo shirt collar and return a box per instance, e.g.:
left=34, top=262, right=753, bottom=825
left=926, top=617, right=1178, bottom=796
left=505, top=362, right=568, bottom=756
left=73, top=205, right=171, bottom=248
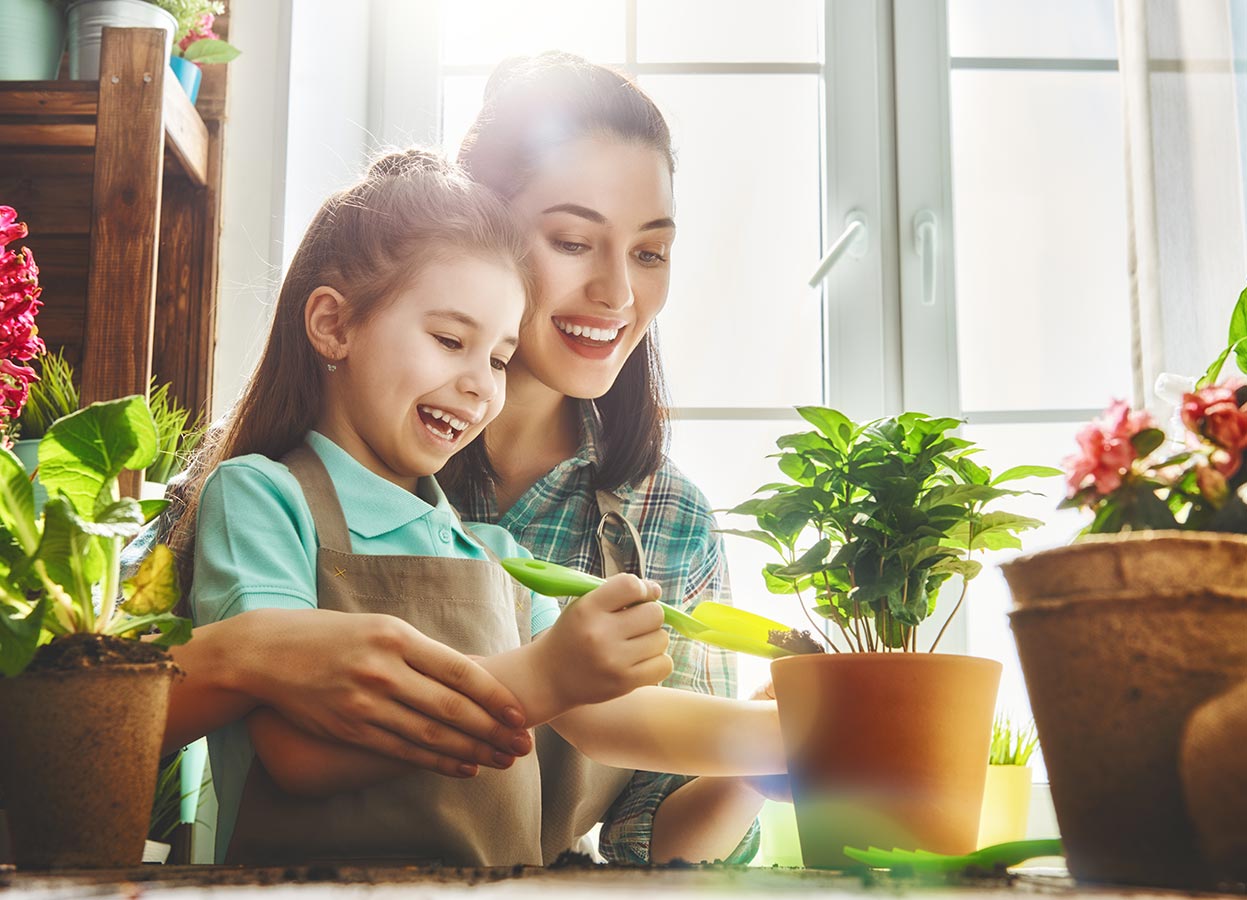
left=305, top=431, right=456, bottom=539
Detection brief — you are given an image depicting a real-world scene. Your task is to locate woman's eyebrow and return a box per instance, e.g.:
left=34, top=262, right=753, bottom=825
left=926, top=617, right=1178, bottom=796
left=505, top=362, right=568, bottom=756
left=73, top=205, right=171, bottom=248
left=542, top=203, right=675, bottom=232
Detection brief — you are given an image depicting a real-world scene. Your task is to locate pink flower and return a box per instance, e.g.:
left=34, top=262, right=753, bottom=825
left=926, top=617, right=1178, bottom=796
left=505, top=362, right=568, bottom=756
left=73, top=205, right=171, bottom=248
left=0, top=206, right=28, bottom=251
left=178, top=12, right=219, bottom=52
left=1181, top=381, right=1247, bottom=475
left=1064, top=400, right=1157, bottom=497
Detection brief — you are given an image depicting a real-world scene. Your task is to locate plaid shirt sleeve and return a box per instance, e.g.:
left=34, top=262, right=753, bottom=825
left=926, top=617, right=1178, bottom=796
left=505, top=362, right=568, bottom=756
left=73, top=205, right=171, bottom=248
left=597, top=519, right=761, bottom=865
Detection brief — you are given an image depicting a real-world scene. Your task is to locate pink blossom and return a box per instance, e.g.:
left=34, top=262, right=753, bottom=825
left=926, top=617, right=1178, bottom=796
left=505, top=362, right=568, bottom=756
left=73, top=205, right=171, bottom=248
left=1181, top=381, right=1247, bottom=475
left=0, top=207, right=27, bottom=251
left=178, top=12, right=218, bottom=52
left=1064, top=399, right=1157, bottom=497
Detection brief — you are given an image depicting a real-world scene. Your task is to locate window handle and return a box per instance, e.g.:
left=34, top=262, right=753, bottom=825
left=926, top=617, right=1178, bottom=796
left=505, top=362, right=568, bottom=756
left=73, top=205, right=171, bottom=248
left=808, top=210, right=868, bottom=288
left=913, top=210, right=938, bottom=306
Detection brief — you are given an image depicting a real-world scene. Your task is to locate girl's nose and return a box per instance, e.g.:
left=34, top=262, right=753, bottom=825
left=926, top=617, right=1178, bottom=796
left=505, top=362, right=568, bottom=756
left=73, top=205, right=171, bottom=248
left=457, top=359, right=497, bottom=402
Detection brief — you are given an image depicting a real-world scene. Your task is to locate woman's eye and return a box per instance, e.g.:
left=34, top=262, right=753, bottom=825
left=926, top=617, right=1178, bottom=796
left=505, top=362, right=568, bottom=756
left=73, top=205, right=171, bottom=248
left=636, top=248, right=670, bottom=266
left=434, top=335, right=462, bottom=350
left=491, top=357, right=509, bottom=372
left=552, top=239, right=589, bottom=254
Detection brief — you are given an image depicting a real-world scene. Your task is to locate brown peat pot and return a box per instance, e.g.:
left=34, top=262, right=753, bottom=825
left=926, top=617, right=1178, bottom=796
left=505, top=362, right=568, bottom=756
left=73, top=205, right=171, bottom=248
left=771, top=652, right=1000, bottom=869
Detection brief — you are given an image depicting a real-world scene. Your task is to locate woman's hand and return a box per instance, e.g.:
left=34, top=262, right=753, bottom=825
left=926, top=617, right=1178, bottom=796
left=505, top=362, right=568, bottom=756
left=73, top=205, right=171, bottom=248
left=536, top=574, right=672, bottom=709
left=177, top=607, right=532, bottom=778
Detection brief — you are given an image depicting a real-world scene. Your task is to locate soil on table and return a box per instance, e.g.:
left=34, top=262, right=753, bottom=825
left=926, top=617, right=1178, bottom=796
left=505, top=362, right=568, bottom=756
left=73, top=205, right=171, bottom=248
left=23, top=633, right=176, bottom=674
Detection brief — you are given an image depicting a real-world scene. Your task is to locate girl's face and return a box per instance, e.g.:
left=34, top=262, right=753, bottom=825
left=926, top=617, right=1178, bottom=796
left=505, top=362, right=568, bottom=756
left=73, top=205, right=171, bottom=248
left=508, top=136, right=675, bottom=399
left=325, top=256, right=526, bottom=488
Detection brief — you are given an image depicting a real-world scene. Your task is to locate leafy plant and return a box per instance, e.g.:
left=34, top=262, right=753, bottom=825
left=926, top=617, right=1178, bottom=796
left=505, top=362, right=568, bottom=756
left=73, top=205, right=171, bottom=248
left=722, top=407, right=1059, bottom=653
left=0, top=395, right=190, bottom=678
left=149, top=748, right=212, bottom=843
left=1063, top=285, right=1247, bottom=534
left=146, top=382, right=204, bottom=484
left=17, top=350, right=78, bottom=442
left=988, top=716, right=1039, bottom=767
left=151, top=0, right=241, bottom=64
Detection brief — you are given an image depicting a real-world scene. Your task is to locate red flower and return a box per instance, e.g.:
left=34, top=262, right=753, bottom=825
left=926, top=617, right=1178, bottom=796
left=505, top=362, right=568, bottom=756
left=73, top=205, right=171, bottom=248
left=1064, top=400, right=1157, bottom=497
left=0, top=206, right=28, bottom=251
left=1181, top=381, right=1247, bottom=475
left=0, top=208, right=44, bottom=430
left=178, top=12, right=219, bottom=52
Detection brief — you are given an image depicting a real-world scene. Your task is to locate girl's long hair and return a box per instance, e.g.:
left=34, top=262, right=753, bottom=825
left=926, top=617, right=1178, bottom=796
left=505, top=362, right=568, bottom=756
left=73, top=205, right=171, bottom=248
left=166, top=150, right=532, bottom=596
left=452, top=51, right=675, bottom=496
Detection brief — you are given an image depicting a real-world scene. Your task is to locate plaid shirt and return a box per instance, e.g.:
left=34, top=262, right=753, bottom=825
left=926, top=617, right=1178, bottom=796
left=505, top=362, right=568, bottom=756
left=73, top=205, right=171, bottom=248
left=450, top=401, right=760, bottom=865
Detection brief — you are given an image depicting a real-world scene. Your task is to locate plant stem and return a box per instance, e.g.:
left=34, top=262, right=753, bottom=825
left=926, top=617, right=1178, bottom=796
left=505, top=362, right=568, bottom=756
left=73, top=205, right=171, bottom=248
left=928, top=575, right=968, bottom=652
left=94, top=481, right=122, bottom=633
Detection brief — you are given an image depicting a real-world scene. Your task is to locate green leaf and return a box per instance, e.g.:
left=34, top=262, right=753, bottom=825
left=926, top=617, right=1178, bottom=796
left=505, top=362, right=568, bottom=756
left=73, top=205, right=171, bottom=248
left=78, top=498, right=145, bottom=540
left=39, top=396, right=158, bottom=517
left=0, top=595, right=48, bottom=677
left=0, top=445, right=39, bottom=556
left=139, top=498, right=170, bottom=524
left=1130, top=428, right=1166, bottom=458
left=181, top=38, right=241, bottom=65
left=121, top=544, right=181, bottom=616
left=762, top=563, right=808, bottom=595
left=1198, top=338, right=1247, bottom=389
left=773, top=538, right=831, bottom=577
left=37, top=496, right=104, bottom=613
left=1231, top=284, right=1247, bottom=356
left=930, top=558, right=983, bottom=581
left=990, top=465, right=1064, bottom=485
left=715, top=528, right=785, bottom=556
left=107, top=611, right=191, bottom=646
left=795, top=406, right=854, bottom=450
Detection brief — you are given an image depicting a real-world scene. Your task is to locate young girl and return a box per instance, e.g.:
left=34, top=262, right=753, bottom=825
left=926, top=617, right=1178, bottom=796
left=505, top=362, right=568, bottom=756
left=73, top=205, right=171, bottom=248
left=176, top=150, right=784, bottom=867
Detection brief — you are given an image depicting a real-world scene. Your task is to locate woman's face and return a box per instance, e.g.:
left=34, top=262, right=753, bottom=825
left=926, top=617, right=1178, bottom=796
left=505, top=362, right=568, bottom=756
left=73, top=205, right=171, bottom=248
left=508, top=135, right=675, bottom=399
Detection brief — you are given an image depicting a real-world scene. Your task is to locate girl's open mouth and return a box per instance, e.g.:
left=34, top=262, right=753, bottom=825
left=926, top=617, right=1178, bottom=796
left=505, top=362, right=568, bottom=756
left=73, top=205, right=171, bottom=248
left=417, top=405, right=469, bottom=444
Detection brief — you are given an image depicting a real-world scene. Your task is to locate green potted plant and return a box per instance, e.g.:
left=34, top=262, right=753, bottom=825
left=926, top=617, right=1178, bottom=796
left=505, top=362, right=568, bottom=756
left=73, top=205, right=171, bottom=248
left=166, top=0, right=239, bottom=105
left=977, top=715, right=1038, bottom=848
left=0, top=0, right=67, bottom=79
left=12, top=350, right=77, bottom=510
left=724, top=407, right=1056, bottom=868
left=0, top=393, right=191, bottom=869
left=143, top=379, right=204, bottom=497
left=1003, top=288, right=1247, bottom=888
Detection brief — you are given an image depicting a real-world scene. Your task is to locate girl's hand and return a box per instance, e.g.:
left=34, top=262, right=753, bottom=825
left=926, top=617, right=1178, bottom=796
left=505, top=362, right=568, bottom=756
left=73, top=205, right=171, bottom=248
left=538, top=574, right=672, bottom=708
left=233, top=608, right=533, bottom=777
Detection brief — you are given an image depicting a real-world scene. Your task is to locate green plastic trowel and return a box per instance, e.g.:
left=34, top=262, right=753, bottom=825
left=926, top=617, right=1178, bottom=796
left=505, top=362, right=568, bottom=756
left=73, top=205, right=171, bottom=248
left=841, top=838, right=1064, bottom=874
left=499, top=557, right=798, bottom=659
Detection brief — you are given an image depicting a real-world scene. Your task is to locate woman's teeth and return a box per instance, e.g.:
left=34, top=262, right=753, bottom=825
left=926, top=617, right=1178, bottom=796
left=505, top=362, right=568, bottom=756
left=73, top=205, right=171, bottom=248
left=555, top=320, right=620, bottom=343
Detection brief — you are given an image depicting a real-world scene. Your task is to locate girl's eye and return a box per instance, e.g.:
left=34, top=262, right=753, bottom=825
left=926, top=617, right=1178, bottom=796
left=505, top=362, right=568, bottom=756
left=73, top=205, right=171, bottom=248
left=636, top=248, right=669, bottom=266
left=552, top=239, right=589, bottom=254
left=491, top=357, right=509, bottom=372
left=434, top=335, right=462, bottom=350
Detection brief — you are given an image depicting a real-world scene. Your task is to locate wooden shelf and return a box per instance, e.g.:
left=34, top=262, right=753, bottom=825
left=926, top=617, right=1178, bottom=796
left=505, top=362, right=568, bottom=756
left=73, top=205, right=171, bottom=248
left=0, top=27, right=227, bottom=496
left=0, top=74, right=208, bottom=185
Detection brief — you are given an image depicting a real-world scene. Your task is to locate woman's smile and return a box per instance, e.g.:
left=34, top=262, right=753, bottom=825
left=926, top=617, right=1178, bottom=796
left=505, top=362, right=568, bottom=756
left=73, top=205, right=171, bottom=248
left=551, top=315, right=629, bottom=359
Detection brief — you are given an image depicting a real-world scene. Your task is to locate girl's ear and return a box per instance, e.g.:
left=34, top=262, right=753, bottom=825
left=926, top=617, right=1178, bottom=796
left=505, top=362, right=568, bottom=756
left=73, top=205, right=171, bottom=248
left=305, top=286, right=351, bottom=361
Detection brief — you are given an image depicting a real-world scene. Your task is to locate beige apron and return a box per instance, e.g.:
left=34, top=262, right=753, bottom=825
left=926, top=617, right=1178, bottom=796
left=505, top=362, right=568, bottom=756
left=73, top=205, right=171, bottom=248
left=536, top=490, right=645, bottom=864
left=226, top=444, right=543, bottom=867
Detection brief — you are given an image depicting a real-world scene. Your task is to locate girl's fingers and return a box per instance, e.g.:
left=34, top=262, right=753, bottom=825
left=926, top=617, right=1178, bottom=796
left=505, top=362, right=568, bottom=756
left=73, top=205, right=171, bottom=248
left=584, top=574, right=657, bottom=612
left=623, top=628, right=670, bottom=664
left=629, top=653, right=675, bottom=687
left=612, top=597, right=666, bottom=638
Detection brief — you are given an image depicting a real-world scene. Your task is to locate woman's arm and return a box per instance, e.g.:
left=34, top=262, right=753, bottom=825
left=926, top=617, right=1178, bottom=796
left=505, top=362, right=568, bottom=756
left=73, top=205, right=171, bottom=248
left=164, top=607, right=534, bottom=776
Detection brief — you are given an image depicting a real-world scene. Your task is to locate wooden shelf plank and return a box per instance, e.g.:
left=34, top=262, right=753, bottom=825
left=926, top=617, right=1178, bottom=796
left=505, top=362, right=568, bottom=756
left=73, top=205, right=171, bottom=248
left=0, top=123, right=95, bottom=147
left=162, top=74, right=208, bottom=186
left=0, top=81, right=97, bottom=116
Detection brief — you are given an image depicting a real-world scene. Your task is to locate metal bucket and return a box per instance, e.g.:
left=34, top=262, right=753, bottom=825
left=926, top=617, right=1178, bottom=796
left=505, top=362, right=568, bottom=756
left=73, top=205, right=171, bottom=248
left=67, top=0, right=175, bottom=80
left=0, top=0, right=66, bottom=80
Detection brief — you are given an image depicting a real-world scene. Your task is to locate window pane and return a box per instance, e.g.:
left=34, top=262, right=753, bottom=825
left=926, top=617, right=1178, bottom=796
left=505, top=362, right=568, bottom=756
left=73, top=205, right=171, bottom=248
left=960, top=420, right=1093, bottom=781
left=440, top=0, right=625, bottom=66
left=950, top=70, right=1131, bottom=411
left=642, top=74, right=823, bottom=407
left=637, top=0, right=821, bottom=64
left=440, top=76, right=488, bottom=158
left=669, top=418, right=827, bottom=696
left=948, top=0, right=1117, bottom=59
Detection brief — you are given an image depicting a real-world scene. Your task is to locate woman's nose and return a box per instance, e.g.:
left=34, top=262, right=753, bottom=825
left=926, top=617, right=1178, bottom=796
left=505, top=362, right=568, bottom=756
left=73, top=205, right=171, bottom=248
left=589, top=254, right=634, bottom=311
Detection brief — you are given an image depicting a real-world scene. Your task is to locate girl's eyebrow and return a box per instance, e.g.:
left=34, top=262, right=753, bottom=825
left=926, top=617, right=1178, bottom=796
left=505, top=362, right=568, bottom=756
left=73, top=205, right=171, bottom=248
left=541, top=203, right=675, bottom=233
left=427, top=310, right=518, bottom=347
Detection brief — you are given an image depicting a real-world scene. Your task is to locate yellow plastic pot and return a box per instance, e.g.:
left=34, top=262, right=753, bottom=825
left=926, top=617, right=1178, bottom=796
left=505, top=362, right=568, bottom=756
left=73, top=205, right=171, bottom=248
left=977, top=764, right=1031, bottom=848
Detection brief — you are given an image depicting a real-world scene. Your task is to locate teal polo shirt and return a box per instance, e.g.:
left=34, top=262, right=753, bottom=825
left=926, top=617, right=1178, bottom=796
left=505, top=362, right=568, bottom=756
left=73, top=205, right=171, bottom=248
left=190, top=430, right=559, bottom=861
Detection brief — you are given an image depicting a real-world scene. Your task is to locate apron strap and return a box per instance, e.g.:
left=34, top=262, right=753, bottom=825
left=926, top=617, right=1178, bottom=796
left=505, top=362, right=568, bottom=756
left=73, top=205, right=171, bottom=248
left=282, top=443, right=353, bottom=553
left=594, top=489, right=647, bottom=579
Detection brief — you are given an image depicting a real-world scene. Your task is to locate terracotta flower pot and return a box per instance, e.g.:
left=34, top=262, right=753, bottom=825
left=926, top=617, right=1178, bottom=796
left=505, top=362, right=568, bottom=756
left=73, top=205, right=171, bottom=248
left=1003, top=532, right=1247, bottom=888
left=0, top=661, right=178, bottom=868
left=1180, top=679, right=1247, bottom=883
left=770, top=652, right=1001, bottom=869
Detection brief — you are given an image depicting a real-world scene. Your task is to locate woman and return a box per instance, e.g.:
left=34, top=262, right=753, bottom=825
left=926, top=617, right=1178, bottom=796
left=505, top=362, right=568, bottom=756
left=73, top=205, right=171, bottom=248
left=141, top=52, right=765, bottom=866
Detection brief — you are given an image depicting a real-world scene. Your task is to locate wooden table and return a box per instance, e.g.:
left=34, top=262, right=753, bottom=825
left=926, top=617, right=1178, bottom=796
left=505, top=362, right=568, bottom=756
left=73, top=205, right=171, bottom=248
left=2, top=864, right=1242, bottom=899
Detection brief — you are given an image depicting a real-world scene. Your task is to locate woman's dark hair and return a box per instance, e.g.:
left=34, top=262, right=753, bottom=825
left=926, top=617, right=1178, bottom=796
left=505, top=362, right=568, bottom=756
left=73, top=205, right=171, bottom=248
left=166, top=149, right=532, bottom=595
left=452, top=52, right=674, bottom=494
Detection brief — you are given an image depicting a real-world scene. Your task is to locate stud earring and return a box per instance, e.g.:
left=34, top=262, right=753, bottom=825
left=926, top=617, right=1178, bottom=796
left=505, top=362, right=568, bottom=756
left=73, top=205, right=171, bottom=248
left=326, top=362, right=337, bottom=373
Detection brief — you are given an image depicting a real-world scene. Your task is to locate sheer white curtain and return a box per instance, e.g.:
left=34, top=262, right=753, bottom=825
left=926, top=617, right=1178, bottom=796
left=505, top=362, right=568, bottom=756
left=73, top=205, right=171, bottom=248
left=1117, top=0, right=1247, bottom=411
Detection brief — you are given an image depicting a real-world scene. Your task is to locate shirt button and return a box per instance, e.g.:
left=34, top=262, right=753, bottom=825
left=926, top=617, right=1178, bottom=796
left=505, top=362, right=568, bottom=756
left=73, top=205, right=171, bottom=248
left=438, top=527, right=452, bottom=543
